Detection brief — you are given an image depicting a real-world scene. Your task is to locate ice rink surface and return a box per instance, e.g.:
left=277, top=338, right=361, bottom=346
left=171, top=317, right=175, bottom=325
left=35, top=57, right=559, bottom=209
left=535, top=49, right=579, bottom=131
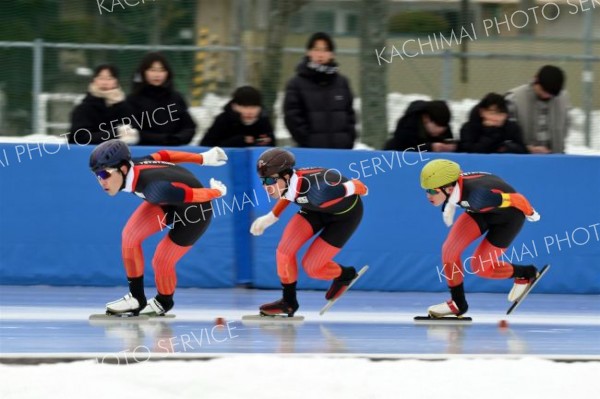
left=1, top=285, right=599, bottom=359
left=1, top=286, right=599, bottom=398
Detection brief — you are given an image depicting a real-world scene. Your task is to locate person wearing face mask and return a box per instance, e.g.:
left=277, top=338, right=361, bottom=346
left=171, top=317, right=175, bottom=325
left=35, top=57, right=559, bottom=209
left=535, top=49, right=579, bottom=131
left=505, top=65, right=570, bottom=154
left=458, top=93, right=527, bottom=154
left=127, top=52, right=197, bottom=146
left=200, top=86, right=275, bottom=147
left=69, top=64, right=137, bottom=145
left=283, top=32, right=357, bottom=149
left=384, top=100, right=457, bottom=153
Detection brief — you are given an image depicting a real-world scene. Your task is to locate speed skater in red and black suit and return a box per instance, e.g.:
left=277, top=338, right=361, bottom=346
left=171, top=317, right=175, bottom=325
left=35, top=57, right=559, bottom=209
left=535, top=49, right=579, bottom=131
left=250, top=148, right=369, bottom=317
left=89, top=140, right=228, bottom=316
left=420, top=159, right=542, bottom=318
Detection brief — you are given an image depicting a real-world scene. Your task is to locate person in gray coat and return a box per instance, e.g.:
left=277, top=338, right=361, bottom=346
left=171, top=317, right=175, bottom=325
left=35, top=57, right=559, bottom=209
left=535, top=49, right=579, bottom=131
left=505, top=65, right=570, bottom=154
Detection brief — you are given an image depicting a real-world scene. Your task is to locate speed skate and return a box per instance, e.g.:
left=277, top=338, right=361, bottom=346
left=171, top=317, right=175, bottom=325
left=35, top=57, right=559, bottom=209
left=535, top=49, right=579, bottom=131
left=414, top=316, right=473, bottom=324
left=241, top=314, right=305, bottom=323
left=506, top=264, right=551, bottom=315
left=320, top=265, right=369, bottom=316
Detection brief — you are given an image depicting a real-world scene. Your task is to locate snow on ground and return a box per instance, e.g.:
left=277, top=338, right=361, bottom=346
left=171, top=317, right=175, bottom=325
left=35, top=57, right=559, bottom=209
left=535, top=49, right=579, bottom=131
left=1, top=356, right=599, bottom=399
left=1, top=92, right=599, bottom=154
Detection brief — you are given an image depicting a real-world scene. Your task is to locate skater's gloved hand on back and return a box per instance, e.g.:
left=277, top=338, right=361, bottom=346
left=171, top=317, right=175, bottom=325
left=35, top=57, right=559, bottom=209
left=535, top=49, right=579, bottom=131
left=116, top=124, right=140, bottom=145
left=209, top=178, right=227, bottom=197
left=201, top=147, right=228, bottom=166
left=526, top=209, right=540, bottom=222
left=345, top=179, right=368, bottom=196
left=250, top=212, right=278, bottom=236
left=498, top=192, right=539, bottom=220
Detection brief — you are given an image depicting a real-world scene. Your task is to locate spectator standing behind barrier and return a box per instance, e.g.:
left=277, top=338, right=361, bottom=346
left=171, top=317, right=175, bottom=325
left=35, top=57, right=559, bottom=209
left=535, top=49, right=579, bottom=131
left=505, top=65, right=570, bottom=154
left=384, top=100, right=457, bottom=152
left=200, top=86, right=275, bottom=147
left=127, top=52, right=197, bottom=146
left=283, top=32, right=356, bottom=149
left=69, top=64, right=138, bottom=145
left=458, top=93, right=527, bottom=154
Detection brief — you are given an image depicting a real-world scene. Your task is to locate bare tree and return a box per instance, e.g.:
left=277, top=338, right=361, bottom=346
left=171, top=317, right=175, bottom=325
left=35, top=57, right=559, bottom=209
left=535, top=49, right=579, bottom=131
left=359, top=0, right=388, bottom=149
left=259, top=0, right=308, bottom=119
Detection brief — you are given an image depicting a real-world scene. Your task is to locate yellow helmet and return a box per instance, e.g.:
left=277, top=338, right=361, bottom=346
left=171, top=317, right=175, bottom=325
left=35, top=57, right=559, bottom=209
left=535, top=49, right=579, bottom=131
left=420, top=159, right=461, bottom=189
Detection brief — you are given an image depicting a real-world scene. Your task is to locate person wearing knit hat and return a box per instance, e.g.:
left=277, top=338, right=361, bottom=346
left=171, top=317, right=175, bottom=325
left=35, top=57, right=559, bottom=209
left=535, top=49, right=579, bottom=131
left=200, top=86, right=276, bottom=147
left=384, top=100, right=458, bottom=153
left=505, top=65, right=570, bottom=154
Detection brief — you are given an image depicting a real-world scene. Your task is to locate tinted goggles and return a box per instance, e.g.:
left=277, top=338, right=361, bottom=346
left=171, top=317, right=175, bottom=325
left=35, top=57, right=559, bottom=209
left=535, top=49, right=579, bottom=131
left=260, top=176, right=280, bottom=186
left=95, top=168, right=118, bottom=181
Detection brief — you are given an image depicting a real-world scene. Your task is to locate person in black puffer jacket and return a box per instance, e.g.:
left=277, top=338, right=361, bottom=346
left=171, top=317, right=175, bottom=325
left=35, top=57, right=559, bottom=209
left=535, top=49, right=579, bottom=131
left=283, top=32, right=356, bottom=149
left=458, top=93, right=528, bottom=154
left=127, top=52, right=197, bottom=146
left=69, top=64, right=137, bottom=145
left=200, top=86, right=275, bottom=147
left=384, top=100, right=457, bottom=153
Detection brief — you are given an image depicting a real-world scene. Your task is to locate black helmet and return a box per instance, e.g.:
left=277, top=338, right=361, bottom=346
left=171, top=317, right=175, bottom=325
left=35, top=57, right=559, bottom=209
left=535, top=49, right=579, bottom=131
left=89, top=140, right=131, bottom=172
left=257, top=148, right=295, bottom=177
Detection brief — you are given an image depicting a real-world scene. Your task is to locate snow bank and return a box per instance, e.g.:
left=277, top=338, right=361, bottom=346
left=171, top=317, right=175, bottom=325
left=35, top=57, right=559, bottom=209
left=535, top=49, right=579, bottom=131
left=1, top=356, right=598, bottom=399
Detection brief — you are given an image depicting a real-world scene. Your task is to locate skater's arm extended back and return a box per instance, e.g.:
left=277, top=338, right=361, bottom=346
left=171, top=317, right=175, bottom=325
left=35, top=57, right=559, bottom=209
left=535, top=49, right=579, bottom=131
left=468, top=188, right=535, bottom=216
left=142, top=180, right=225, bottom=204
left=149, top=147, right=228, bottom=167
left=308, top=178, right=368, bottom=209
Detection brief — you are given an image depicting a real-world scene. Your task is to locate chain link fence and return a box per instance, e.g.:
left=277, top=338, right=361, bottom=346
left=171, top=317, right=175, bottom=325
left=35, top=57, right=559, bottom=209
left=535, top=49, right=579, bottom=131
left=0, top=0, right=598, bottom=149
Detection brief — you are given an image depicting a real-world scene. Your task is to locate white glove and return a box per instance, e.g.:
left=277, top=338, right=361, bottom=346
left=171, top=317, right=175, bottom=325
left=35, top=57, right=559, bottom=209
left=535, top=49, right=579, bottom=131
left=209, top=178, right=227, bottom=197
left=250, top=212, right=279, bottom=236
left=526, top=209, right=541, bottom=222
left=443, top=202, right=457, bottom=227
left=201, top=147, right=228, bottom=166
left=116, top=124, right=139, bottom=145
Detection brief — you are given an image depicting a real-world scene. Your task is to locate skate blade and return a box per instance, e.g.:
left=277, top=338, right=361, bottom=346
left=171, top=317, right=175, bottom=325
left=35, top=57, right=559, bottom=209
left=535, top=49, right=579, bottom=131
left=319, top=265, right=369, bottom=316
left=88, top=313, right=175, bottom=322
left=89, top=313, right=149, bottom=321
left=146, top=314, right=176, bottom=322
left=506, top=264, right=551, bottom=315
left=242, top=314, right=305, bottom=323
left=414, top=316, right=473, bottom=324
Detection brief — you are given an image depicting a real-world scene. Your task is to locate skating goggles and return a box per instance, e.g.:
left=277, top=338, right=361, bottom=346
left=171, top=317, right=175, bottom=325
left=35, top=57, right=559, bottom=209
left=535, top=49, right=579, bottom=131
left=425, top=188, right=440, bottom=195
left=260, top=176, right=281, bottom=185
left=95, top=168, right=118, bottom=181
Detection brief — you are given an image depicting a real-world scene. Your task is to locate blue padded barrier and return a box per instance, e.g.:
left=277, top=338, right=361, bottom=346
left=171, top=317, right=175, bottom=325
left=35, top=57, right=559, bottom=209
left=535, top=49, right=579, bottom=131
left=0, top=144, right=241, bottom=288
left=0, top=143, right=598, bottom=294
left=248, top=149, right=600, bottom=294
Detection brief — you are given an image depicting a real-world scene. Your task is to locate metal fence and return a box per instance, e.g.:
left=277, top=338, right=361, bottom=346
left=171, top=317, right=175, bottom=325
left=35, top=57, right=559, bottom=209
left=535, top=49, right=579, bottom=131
left=1, top=38, right=599, bottom=148
left=0, top=0, right=599, bottom=148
